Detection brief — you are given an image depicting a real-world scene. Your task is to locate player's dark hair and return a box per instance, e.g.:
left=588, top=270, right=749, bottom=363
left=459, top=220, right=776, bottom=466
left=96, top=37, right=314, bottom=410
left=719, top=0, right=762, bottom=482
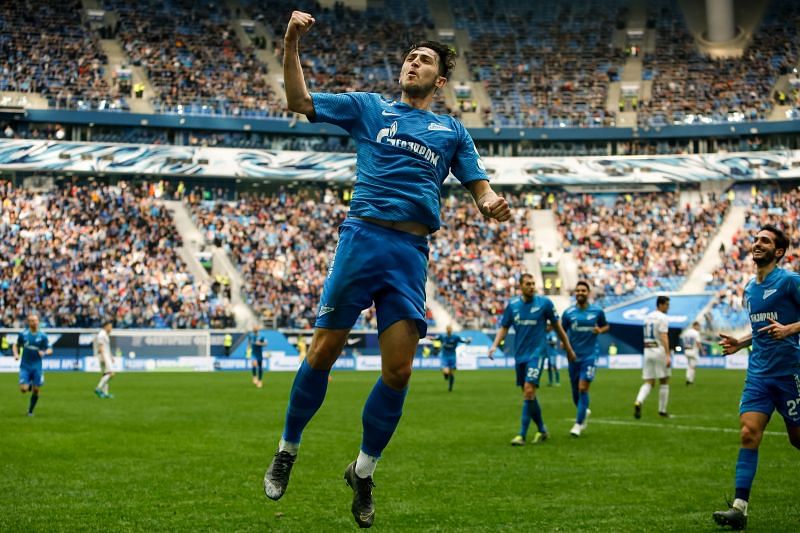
left=405, top=41, right=456, bottom=78
left=575, top=280, right=591, bottom=291
left=520, top=273, right=534, bottom=284
left=656, top=295, right=670, bottom=306
left=760, top=224, right=789, bottom=261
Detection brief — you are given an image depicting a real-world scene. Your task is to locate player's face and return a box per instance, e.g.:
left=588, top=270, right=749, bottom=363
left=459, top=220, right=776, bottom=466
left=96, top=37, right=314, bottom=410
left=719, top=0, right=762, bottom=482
left=751, top=230, right=784, bottom=267
left=575, top=285, right=589, bottom=305
left=27, top=316, right=39, bottom=331
left=400, top=47, right=445, bottom=97
left=446, top=325, right=453, bottom=335
left=520, top=277, right=535, bottom=298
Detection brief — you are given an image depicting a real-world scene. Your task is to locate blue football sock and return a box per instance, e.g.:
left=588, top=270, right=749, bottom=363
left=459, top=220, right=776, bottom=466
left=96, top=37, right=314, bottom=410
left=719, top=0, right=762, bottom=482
left=734, top=448, right=759, bottom=502
left=448, top=374, right=454, bottom=391
left=281, top=360, right=330, bottom=445
left=257, top=361, right=263, bottom=381
left=520, top=401, right=533, bottom=437
left=555, top=369, right=560, bottom=384
left=361, top=377, right=407, bottom=458
left=547, top=366, right=554, bottom=384
left=527, top=398, right=546, bottom=433
left=251, top=365, right=257, bottom=377
left=28, top=392, right=39, bottom=414
left=577, top=391, right=590, bottom=424
left=571, top=378, right=579, bottom=406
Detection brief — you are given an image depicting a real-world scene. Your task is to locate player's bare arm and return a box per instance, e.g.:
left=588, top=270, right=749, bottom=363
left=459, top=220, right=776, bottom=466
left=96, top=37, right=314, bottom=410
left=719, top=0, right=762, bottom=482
left=284, top=11, right=316, bottom=117
left=593, top=324, right=610, bottom=335
left=757, top=318, right=800, bottom=340
left=488, top=326, right=509, bottom=359
left=553, top=321, right=576, bottom=361
left=718, top=332, right=752, bottom=355
left=467, top=180, right=511, bottom=222
left=660, top=331, right=671, bottom=367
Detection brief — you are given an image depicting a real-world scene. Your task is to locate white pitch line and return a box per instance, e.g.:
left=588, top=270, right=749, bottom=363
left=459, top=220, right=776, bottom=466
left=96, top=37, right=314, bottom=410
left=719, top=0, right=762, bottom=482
left=567, top=418, right=786, bottom=437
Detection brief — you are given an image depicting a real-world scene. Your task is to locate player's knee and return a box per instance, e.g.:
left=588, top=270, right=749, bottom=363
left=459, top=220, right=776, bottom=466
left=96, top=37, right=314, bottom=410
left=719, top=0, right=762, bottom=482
left=578, top=382, right=590, bottom=393
left=740, top=424, right=762, bottom=448
left=382, top=364, right=412, bottom=389
left=306, top=342, right=341, bottom=370
left=523, top=384, right=536, bottom=400
left=19, top=385, right=28, bottom=393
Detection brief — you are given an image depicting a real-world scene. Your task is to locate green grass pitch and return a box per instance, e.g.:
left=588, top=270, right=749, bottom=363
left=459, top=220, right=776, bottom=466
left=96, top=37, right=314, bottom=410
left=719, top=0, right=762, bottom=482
left=1, top=368, right=797, bottom=532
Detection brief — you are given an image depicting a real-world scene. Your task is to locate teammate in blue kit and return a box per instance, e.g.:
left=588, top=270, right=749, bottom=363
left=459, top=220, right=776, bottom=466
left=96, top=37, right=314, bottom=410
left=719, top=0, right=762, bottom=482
left=562, top=280, right=609, bottom=437
left=263, top=11, right=510, bottom=528
left=713, top=225, right=800, bottom=530
left=248, top=325, right=267, bottom=389
left=12, top=314, right=52, bottom=416
left=489, top=274, right=575, bottom=446
left=543, top=324, right=560, bottom=386
left=430, top=324, right=471, bottom=392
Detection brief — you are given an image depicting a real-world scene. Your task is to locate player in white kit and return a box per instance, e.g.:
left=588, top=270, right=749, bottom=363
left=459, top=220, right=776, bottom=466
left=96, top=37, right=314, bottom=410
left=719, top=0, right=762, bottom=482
left=94, top=320, right=115, bottom=399
left=680, top=321, right=703, bottom=386
left=634, top=296, right=671, bottom=418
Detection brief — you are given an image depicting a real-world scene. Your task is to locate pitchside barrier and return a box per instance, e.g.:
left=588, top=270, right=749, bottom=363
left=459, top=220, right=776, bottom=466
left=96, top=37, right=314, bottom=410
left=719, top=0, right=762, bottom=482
left=0, top=328, right=749, bottom=373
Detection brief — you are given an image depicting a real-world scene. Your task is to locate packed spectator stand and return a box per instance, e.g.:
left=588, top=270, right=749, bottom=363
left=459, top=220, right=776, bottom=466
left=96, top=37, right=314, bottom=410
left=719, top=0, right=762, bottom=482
left=555, top=192, right=731, bottom=308
left=638, top=0, right=797, bottom=127
left=106, top=0, right=280, bottom=117
left=454, top=0, right=624, bottom=128
left=0, top=0, right=120, bottom=111
left=0, top=180, right=233, bottom=329
left=706, top=186, right=800, bottom=331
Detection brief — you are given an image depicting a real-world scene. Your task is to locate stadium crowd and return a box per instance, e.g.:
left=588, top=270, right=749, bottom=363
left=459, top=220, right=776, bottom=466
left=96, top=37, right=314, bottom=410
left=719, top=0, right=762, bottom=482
left=706, top=186, right=800, bottom=331
left=556, top=192, right=730, bottom=307
left=638, top=0, right=797, bottom=127
left=454, top=0, right=625, bottom=128
left=0, top=0, right=120, bottom=110
left=428, top=193, right=534, bottom=329
left=107, top=0, right=281, bottom=117
left=188, top=187, right=352, bottom=329
left=0, top=180, right=233, bottom=328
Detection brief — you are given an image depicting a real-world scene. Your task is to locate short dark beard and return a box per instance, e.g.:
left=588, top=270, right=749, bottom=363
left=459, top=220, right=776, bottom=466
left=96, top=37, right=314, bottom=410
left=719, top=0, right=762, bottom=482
left=401, top=79, right=437, bottom=99
left=753, top=248, right=775, bottom=267
left=576, top=296, right=587, bottom=306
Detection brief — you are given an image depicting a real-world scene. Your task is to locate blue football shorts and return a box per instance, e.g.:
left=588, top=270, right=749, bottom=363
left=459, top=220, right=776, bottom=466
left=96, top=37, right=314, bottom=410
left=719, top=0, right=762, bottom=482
left=739, top=373, right=800, bottom=427
left=19, top=366, right=44, bottom=387
left=315, top=218, right=429, bottom=337
left=441, top=354, right=457, bottom=370
left=568, top=357, right=597, bottom=384
left=515, top=358, right=544, bottom=387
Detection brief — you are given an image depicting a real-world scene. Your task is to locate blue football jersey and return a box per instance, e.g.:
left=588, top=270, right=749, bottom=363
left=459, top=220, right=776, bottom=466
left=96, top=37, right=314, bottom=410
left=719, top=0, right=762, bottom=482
left=437, top=334, right=468, bottom=357
left=744, top=267, right=800, bottom=377
left=248, top=332, right=264, bottom=358
left=562, top=304, right=607, bottom=359
left=17, top=329, right=49, bottom=368
left=310, top=92, right=488, bottom=231
left=545, top=330, right=558, bottom=356
left=500, top=295, right=558, bottom=363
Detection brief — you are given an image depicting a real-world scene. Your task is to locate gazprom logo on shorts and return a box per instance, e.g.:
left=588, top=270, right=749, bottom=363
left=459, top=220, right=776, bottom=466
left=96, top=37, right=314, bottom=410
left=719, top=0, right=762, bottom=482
left=375, top=121, right=440, bottom=166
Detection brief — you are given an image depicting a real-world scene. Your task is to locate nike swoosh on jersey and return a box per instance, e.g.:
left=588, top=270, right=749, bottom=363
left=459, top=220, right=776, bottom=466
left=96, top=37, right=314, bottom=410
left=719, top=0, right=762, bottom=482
left=762, top=289, right=777, bottom=300
left=318, top=305, right=336, bottom=316
left=382, top=110, right=400, bottom=116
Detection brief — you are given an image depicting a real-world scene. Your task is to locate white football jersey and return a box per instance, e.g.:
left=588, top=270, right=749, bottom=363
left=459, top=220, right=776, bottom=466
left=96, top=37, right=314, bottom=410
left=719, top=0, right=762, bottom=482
left=94, top=329, right=111, bottom=358
left=681, top=328, right=701, bottom=351
left=644, top=310, right=669, bottom=344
